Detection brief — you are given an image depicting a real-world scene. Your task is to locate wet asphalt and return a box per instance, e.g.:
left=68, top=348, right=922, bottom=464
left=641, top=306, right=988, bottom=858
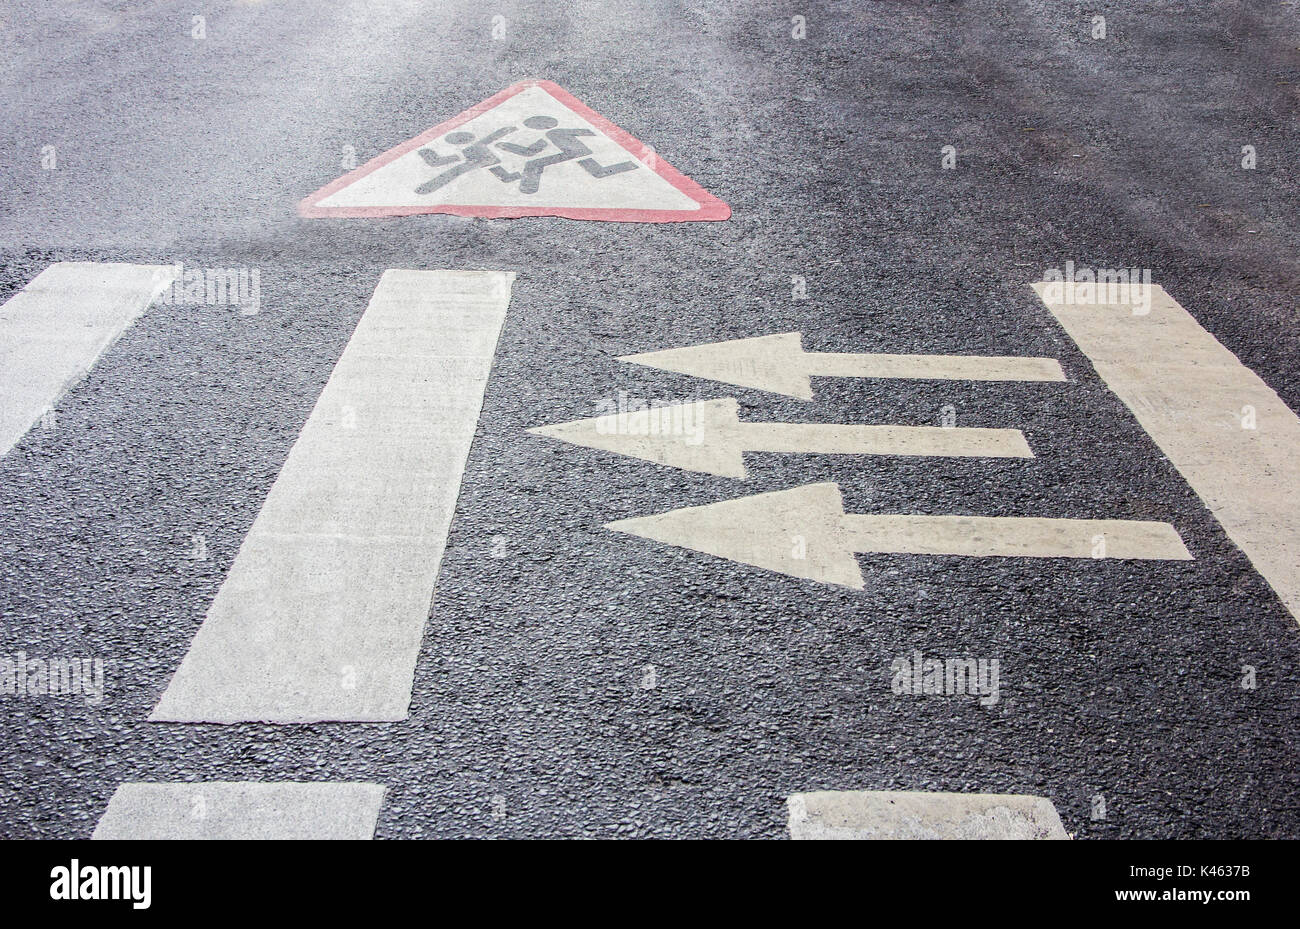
left=0, top=0, right=1297, bottom=838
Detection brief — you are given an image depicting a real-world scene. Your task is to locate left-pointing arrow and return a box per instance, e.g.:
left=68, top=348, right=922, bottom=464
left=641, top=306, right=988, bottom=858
left=607, top=483, right=1192, bottom=589
left=528, top=398, right=1032, bottom=478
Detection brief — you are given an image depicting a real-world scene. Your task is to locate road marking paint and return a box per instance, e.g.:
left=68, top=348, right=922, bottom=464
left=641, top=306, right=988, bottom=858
left=620, top=332, right=1065, bottom=399
left=787, top=791, right=1069, bottom=840
left=608, top=482, right=1190, bottom=589
left=1034, top=282, right=1300, bottom=624
left=530, top=397, right=1032, bottom=478
left=300, top=79, right=729, bottom=222
left=92, top=782, right=385, bottom=840
left=0, top=262, right=179, bottom=460
left=840, top=514, right=1190, bottom=560
left=150, top=270, right=512, bottom=723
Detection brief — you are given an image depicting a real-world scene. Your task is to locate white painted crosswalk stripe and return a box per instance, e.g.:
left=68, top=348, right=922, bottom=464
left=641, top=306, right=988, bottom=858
left=0, top=261, right=179, bottom=460
left=92, top=782, right=385, bottom=840
left=787, top=791, right=1069, bottom=840
left=150, top=269, right=513, bottom=723
left=1035, top=282, right=1300, bottom=624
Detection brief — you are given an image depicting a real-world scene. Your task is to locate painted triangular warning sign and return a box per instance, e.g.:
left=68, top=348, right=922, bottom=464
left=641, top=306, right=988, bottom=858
left=299, top=80, right=730, bottom=222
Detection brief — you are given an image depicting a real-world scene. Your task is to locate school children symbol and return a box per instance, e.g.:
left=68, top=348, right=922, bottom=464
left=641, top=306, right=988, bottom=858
left=416, top=116, right=639, bottom=196
left=298, top=79, right=730, bottom=222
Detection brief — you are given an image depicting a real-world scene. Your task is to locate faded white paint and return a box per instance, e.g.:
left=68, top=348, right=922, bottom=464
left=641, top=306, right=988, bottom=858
left=787, top=791, right=1069, bottom=840
left=93, top=782, right=385, bottom=840
left=151, top=270, right=512, bottom=723
left=1035, top=282, right=1300, bottom=624
left=0, top=262, right=179, bottom=459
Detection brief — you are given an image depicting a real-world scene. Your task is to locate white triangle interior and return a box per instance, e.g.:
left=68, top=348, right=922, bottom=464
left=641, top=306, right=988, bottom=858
left=318, top=85, right=702, bottom=212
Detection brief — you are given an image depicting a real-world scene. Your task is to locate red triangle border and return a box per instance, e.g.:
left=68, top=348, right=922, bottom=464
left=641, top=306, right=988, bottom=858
left=298, top=79, right=730, bottom=222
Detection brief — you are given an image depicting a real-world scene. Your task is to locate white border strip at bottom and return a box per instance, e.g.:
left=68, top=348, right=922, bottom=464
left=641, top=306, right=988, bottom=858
left=92, top=782, right=386, bottom=840
left=788, top=790, right=1070, bottom=840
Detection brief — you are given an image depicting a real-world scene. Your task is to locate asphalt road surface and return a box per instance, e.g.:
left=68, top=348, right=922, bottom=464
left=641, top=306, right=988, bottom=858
left=1, top=0, right=1298, bottom=839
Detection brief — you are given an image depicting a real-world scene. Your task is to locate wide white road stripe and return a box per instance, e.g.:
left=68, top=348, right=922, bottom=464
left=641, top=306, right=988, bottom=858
left=93, top=782, right=385, bottom=839
left=0, top=262, right=179, bottom=460
left=787, top=791, right=1069, bottom=840
left=151, top=270, right=512, bottom=723
left=1035, top=282, right=1300, bottom=624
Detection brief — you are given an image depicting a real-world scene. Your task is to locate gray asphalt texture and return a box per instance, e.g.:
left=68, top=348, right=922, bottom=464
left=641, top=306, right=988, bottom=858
left=1, top=0, right=1298, bottom=838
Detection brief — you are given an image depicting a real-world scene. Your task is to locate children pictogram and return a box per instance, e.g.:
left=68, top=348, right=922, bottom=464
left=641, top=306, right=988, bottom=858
left=299, top=80, right=730, bottom=223
left=416, top=115, right=639, bottom=196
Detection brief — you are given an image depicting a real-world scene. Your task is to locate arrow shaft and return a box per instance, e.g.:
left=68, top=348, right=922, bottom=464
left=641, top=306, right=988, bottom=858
left=840, top=514, right=1191, bottom=560
left=736, top=422, right=1033, bottom=458
left=806, top=352, right=1065, bottom=382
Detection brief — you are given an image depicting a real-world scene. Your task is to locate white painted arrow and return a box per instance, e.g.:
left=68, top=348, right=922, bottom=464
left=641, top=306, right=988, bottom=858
left=619, top=332, right=1066, bottom=400
left=607, top=483, right=1192, bottom=589
left=529, top=398, right=1032, bottom=478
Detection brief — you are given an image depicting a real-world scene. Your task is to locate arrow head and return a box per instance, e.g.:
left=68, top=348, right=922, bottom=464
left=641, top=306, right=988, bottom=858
left=529, top=398, right=748, bottom=478
left=618, top=332, right=814, bottom=400
left=607, top=482, right=865, bottom=589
